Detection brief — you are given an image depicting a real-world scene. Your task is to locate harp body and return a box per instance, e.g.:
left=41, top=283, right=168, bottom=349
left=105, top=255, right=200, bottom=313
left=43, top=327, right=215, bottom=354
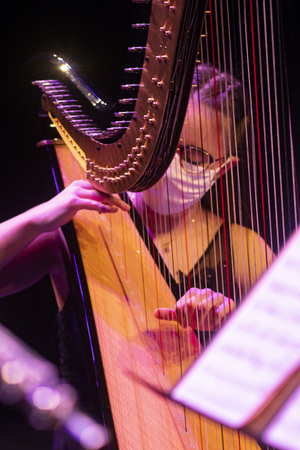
left=51, top=142, right=256, bottom=449
left=34, top=0, right=298, bottom=448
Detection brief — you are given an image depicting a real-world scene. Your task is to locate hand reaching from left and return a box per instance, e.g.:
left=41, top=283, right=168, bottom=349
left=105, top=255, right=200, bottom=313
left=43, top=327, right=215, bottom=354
left=31, top=179, right=130, bottom=233
left=0, top=179, right=130, bottom=272
left=154, top=287, right=235, bottom=331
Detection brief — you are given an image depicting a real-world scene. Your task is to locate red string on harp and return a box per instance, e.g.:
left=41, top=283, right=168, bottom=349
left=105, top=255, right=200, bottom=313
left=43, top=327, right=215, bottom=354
left=178, top=148, right=197, bottom=343
left=249, top=0, right=269, bottom=267
left=208, top=0, right=231, bottom=303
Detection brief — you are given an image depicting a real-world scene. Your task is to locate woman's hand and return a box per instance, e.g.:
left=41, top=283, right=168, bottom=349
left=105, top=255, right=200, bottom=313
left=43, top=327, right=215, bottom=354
left=31, top=179, right=130, bottom=233
left=0, top=179, right=130, bottom=274
left=154, top=287, right=235, bottom=331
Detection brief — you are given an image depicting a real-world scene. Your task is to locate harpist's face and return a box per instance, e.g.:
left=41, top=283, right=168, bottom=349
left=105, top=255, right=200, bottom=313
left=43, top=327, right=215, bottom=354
left=180, top=90, right=229, bottom=168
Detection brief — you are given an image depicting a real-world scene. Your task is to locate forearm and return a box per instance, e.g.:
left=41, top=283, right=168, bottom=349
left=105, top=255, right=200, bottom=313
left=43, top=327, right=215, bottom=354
left=0, top=206, right=45, bottom=272
left=0, top=179, right=130, bottom=273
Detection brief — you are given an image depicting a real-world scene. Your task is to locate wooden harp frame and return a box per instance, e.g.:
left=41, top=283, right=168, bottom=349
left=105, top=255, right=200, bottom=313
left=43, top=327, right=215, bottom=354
left=33, top=0, right=299, bottom=449
left=35, top=0, right=207, bottom=193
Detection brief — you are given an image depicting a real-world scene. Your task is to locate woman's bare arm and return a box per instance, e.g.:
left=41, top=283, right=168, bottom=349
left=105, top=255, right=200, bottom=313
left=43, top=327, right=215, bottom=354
left=0, top=179, right=130, bottom=272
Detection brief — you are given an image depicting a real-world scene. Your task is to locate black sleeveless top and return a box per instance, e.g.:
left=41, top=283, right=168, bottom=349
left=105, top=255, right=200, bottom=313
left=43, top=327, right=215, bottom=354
left=123, top=193, right=239, bottom=346
left=174, top=224, right=239, bottom=346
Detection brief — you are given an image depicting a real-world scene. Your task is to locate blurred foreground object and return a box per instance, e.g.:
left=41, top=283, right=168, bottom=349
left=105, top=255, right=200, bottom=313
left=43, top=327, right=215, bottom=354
left=0, top=324, right=110, bottom=450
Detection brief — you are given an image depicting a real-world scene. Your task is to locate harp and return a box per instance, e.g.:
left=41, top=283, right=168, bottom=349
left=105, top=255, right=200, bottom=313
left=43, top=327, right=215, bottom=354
left=33, top=0, right=299, bottom=448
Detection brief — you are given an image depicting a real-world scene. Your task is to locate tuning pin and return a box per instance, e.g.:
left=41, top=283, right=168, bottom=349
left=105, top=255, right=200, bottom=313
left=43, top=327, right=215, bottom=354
left=44, top=88, right=69, bottom=95
left=59, top=110, right=84, bottom=117
left=94, top=164, right=101, bottom=172
left=124, top=67, right=143, bottom=73
left=69, top=118, right=93, bottom=124
left=147, top=98, right=159, bottom=108
left=106, top=126, right=128, bottom=131
left=119, top=98, right=138, bottom=104
left=53, top=99, right=77, bottom=104
left=131, top=23, right=150, bottom=29
left=77, top=126, right=98, bottom=132
left=66, top=114, right=87, bottom=119
left=32, top=79, right=58, bottom=87
left=155, top=55, right=168, bottom=62
left=114, top=111, right=135, bottom=117
left=56, top=104, right=82, bottom=110
left=163, top=1, right=175, bottom=11
left=87, top=172, right=96, bottom=180
left=128, top=46, right=146, bottom=52
left=49, top=93, right=71, bottom=99
left=151, top=77, right=163, bottom=87
left=159, top=26, right=171, bottom=36
left=85, top=131, right=103, bottom=137
left=112, top=119, right=131, bottom=127
left=121, top=84, right=140, bottom=90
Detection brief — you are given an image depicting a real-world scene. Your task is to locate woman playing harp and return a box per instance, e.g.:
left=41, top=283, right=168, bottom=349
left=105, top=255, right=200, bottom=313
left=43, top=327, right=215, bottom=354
left=129, top=63, right=273, bottom=342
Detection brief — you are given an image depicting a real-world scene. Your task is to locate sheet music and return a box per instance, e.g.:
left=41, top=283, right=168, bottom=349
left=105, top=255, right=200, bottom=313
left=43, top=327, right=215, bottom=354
left=171, top=227, right=300, bottom=430
left=262, top=384, right=300, bottom=450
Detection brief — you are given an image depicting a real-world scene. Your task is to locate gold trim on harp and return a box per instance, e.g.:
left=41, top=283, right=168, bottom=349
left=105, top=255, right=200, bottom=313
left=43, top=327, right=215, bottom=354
left=49, top=112, right=87, bottom=172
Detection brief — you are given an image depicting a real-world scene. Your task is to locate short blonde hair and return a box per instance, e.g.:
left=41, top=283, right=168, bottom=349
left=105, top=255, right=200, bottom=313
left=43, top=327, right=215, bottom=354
left=191, top=63, right=248, bottom=158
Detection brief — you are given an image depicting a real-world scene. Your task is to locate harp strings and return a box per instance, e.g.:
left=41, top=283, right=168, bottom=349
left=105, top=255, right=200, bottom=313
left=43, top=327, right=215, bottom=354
left=136, top=0, right=293, bottom=354
left=209, top=0, right=233, bottom=303
left=275, top=1, right=299, bottom=235
left=260, top=0, right=280, bottom=251
left=117, top=0, right=298, bottom=446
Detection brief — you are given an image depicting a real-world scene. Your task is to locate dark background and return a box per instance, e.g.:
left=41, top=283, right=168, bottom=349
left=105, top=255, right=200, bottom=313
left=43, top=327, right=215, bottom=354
left=0, top=1, right=132, bottom=448
left=0, top=1, right=299, bottom=449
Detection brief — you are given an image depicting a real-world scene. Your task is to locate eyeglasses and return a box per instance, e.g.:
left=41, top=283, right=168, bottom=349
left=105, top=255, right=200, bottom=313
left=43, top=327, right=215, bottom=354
left=179, top=145, right=225, bottom=173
